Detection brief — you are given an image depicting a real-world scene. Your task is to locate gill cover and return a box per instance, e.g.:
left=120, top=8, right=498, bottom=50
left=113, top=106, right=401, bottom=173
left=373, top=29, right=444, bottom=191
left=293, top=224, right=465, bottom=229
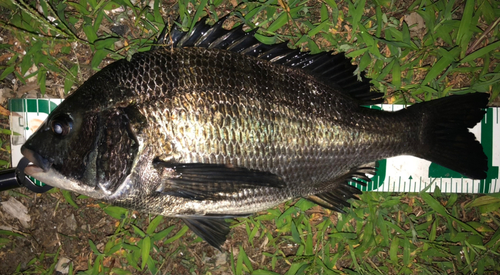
left=95, top=108, right=140, bottom=193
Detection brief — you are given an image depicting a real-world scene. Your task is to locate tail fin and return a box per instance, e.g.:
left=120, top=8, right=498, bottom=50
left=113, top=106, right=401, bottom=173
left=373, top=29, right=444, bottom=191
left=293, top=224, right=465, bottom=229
left=411, top=93, right=489, bottom=179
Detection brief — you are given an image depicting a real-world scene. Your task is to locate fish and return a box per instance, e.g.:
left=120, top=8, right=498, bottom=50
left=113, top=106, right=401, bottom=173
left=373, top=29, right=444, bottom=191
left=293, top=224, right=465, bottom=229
left=20, top=17, right=489, bottom=249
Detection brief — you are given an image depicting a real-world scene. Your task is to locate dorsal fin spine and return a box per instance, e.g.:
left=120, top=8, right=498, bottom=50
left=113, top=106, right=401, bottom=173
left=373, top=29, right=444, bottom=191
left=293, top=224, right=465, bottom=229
left=155, top=16, right=384, bottom=104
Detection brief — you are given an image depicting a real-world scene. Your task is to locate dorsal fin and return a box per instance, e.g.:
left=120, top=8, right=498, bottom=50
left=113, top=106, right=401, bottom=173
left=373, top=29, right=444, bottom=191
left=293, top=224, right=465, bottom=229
left=154, top=16, right=383, bottom=104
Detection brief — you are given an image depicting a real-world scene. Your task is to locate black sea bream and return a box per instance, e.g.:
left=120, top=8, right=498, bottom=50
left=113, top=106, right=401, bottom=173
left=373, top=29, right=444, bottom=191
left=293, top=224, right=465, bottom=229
left=21, top=17, right=489, bottom=248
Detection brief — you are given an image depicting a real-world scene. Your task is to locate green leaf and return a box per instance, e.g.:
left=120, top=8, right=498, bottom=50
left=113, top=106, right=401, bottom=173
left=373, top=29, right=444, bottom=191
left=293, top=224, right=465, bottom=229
left=420, top=48, right=459, bottom=85
left=0, top=230, right=23, bottom=237
left=467, top=221, right=494, bottom=233
left=392, top=60, right=401, bottom=89
left=102, top=205, right=128, bottom=220
left=467, top=195, right=500, bottom=207
left=151, top=225, right=175, bottom=242
left=88, top=239, right=102, bottom=255
left=358, top=24, right=375, bottom=47
left=122, top=243, right=140, bottom=251
left=377, top=58, right=395, bottom=80
left=461, top=41, right=500, bottom=64
left=64, top=65, right=78, bottom=93
left=348, top=0, right=366, bottom=34
left=61, top=190, right=78, bottom=209
left=305, top=231, right=313, bottom=256
left=376, top=215, right=389, bottom=246
left=285, top=262, right=309, bottom=275
left=389, top=236, right=399, bottom=262
left=429, top=220, right=437, bottom=242
left=478, top=201, right=500, bottom=214
left=90, top=49, right=109, bottom=70
left=0, top=66, right=14, bottom=81
left=294, top=199, right=315, bottom=212
left=254, top=33, right=277, bottom=45
left=236, top=245, right=252, bottom=274
left=83, top=23, right=98, bottom=43
left=420, top=192, right=449, bottom=217
left=125, top=252, right=140, bottom=271
left=153, top=0, right=162, bottom=24
left=0, top=238, right=11, bottom=245
left=359, top=52, right=371, bottom=72
left=164, top=225, right=189, bottom=244
left=346, top=48, right=369, bottom=59
left=323, top=0, right=338, bottom=10
left=320, top=4, right=328, bottom=22
left=93, top=8, right=104, bottom=33
left=403, top=237, right=410, bottom=265
left=141, top=236, right=151, bottom=270
left=329, top=232, right=357, bottom=240
left=146, top=215, right=164, bottom=236
left=456, top=0, right=474, bottom=55
left=146, top=256, right=158, bottom=275
left=94, top=37, right=119, bottom=50
left=109, top=268, right=132, bottom=275
left=267, top=12, right=287, bottom=33
left=276, top=205, right=297, bottom=229
left=307, top=20, right=330, bottom=38
left=448, top=193, right=458, bottom=207
left=132, top=225, right=146, bottom=238
left=37, top=67, right=47, bottom=95
left=248, top=222, right=260, bottom=246
left=107, top=243, right=123, bottom=256
left=189, top=0, right=208, bottom=33
left=252, top=270, right=280, bottom=275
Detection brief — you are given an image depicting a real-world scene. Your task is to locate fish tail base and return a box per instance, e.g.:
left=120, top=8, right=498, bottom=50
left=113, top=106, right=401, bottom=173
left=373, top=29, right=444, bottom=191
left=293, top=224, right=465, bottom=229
left=412, top=93, right=489, bottom=179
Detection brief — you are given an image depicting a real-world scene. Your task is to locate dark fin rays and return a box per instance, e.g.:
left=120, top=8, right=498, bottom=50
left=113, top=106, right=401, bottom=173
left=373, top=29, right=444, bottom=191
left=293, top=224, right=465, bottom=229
left=155, top=16, right=383, bottom=104
left=153, top=161, right=285, bottom=200
left=411, top=93, right=489, bottom=179
left=182, top=217, right=230, bottom=250
left=307, top=184, right=362, bottom=213
left=306, top=165, right=375, bottom=212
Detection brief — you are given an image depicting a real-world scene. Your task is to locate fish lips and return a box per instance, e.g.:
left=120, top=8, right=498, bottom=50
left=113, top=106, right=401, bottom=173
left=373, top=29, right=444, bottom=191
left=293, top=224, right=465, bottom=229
left=21, top=146, right=52, bottom=172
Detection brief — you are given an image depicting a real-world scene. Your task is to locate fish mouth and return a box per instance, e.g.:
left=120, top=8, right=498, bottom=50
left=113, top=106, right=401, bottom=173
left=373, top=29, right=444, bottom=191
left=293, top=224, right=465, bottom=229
left=21, top=146, right=52, bottom=172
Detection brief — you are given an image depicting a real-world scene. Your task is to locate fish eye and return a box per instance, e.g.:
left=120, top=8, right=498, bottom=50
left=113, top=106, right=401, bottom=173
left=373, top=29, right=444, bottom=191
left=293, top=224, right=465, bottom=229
left=50, top=115, right=73, bottom=136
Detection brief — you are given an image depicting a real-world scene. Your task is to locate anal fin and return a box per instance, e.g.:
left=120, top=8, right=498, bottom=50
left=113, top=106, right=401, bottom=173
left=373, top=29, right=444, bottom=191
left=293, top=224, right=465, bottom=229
left=306, top=165, right=375, bottom=212
left=182, top=217, right=230, bottom=250
left=307, top=184, right=362, bottom=213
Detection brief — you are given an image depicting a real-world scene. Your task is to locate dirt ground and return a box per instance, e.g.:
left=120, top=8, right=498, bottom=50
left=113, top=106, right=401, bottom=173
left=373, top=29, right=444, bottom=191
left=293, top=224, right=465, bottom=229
left=0, top=183, right=298, bottom=274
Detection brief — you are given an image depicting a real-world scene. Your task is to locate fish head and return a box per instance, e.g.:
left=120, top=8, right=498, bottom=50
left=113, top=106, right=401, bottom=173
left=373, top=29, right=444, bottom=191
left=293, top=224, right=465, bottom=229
left=21, top=99, right=141, bottom=199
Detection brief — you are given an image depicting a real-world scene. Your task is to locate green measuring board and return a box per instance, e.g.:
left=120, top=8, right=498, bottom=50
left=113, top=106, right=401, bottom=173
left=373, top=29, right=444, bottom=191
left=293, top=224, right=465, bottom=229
left=9, top=99, right=499, bottom=194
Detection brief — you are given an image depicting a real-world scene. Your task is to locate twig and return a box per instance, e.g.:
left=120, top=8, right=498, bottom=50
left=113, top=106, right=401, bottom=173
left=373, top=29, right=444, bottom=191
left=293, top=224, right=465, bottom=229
left=466, top=17, right=500, bottom=55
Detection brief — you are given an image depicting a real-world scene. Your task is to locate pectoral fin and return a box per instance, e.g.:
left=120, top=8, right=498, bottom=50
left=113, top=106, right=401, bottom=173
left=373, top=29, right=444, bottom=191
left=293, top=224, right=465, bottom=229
left=154, top=161, right=285, bottom=200
left=182, top=217, right=230, bottom=250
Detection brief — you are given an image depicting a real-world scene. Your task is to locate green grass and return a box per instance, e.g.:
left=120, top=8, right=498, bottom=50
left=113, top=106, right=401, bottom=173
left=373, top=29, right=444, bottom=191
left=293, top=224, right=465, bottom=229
left=1, top=0, right=500, bottom=274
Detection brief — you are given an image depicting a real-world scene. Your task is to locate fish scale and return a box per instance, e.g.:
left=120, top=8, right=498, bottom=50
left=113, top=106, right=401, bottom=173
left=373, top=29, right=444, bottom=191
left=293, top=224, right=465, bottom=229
left=21, top=17, right=488, bottom=249
left=120, top=47, right=414, bottom=190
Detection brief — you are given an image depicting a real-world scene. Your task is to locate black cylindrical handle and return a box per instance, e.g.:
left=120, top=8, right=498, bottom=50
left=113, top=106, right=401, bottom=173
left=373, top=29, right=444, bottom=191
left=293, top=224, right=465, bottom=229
left=16, top=157, right=53, bottom=193
left=0, top=158, right=53, bottom=193
left=0, top=168, right=21, bottom=191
